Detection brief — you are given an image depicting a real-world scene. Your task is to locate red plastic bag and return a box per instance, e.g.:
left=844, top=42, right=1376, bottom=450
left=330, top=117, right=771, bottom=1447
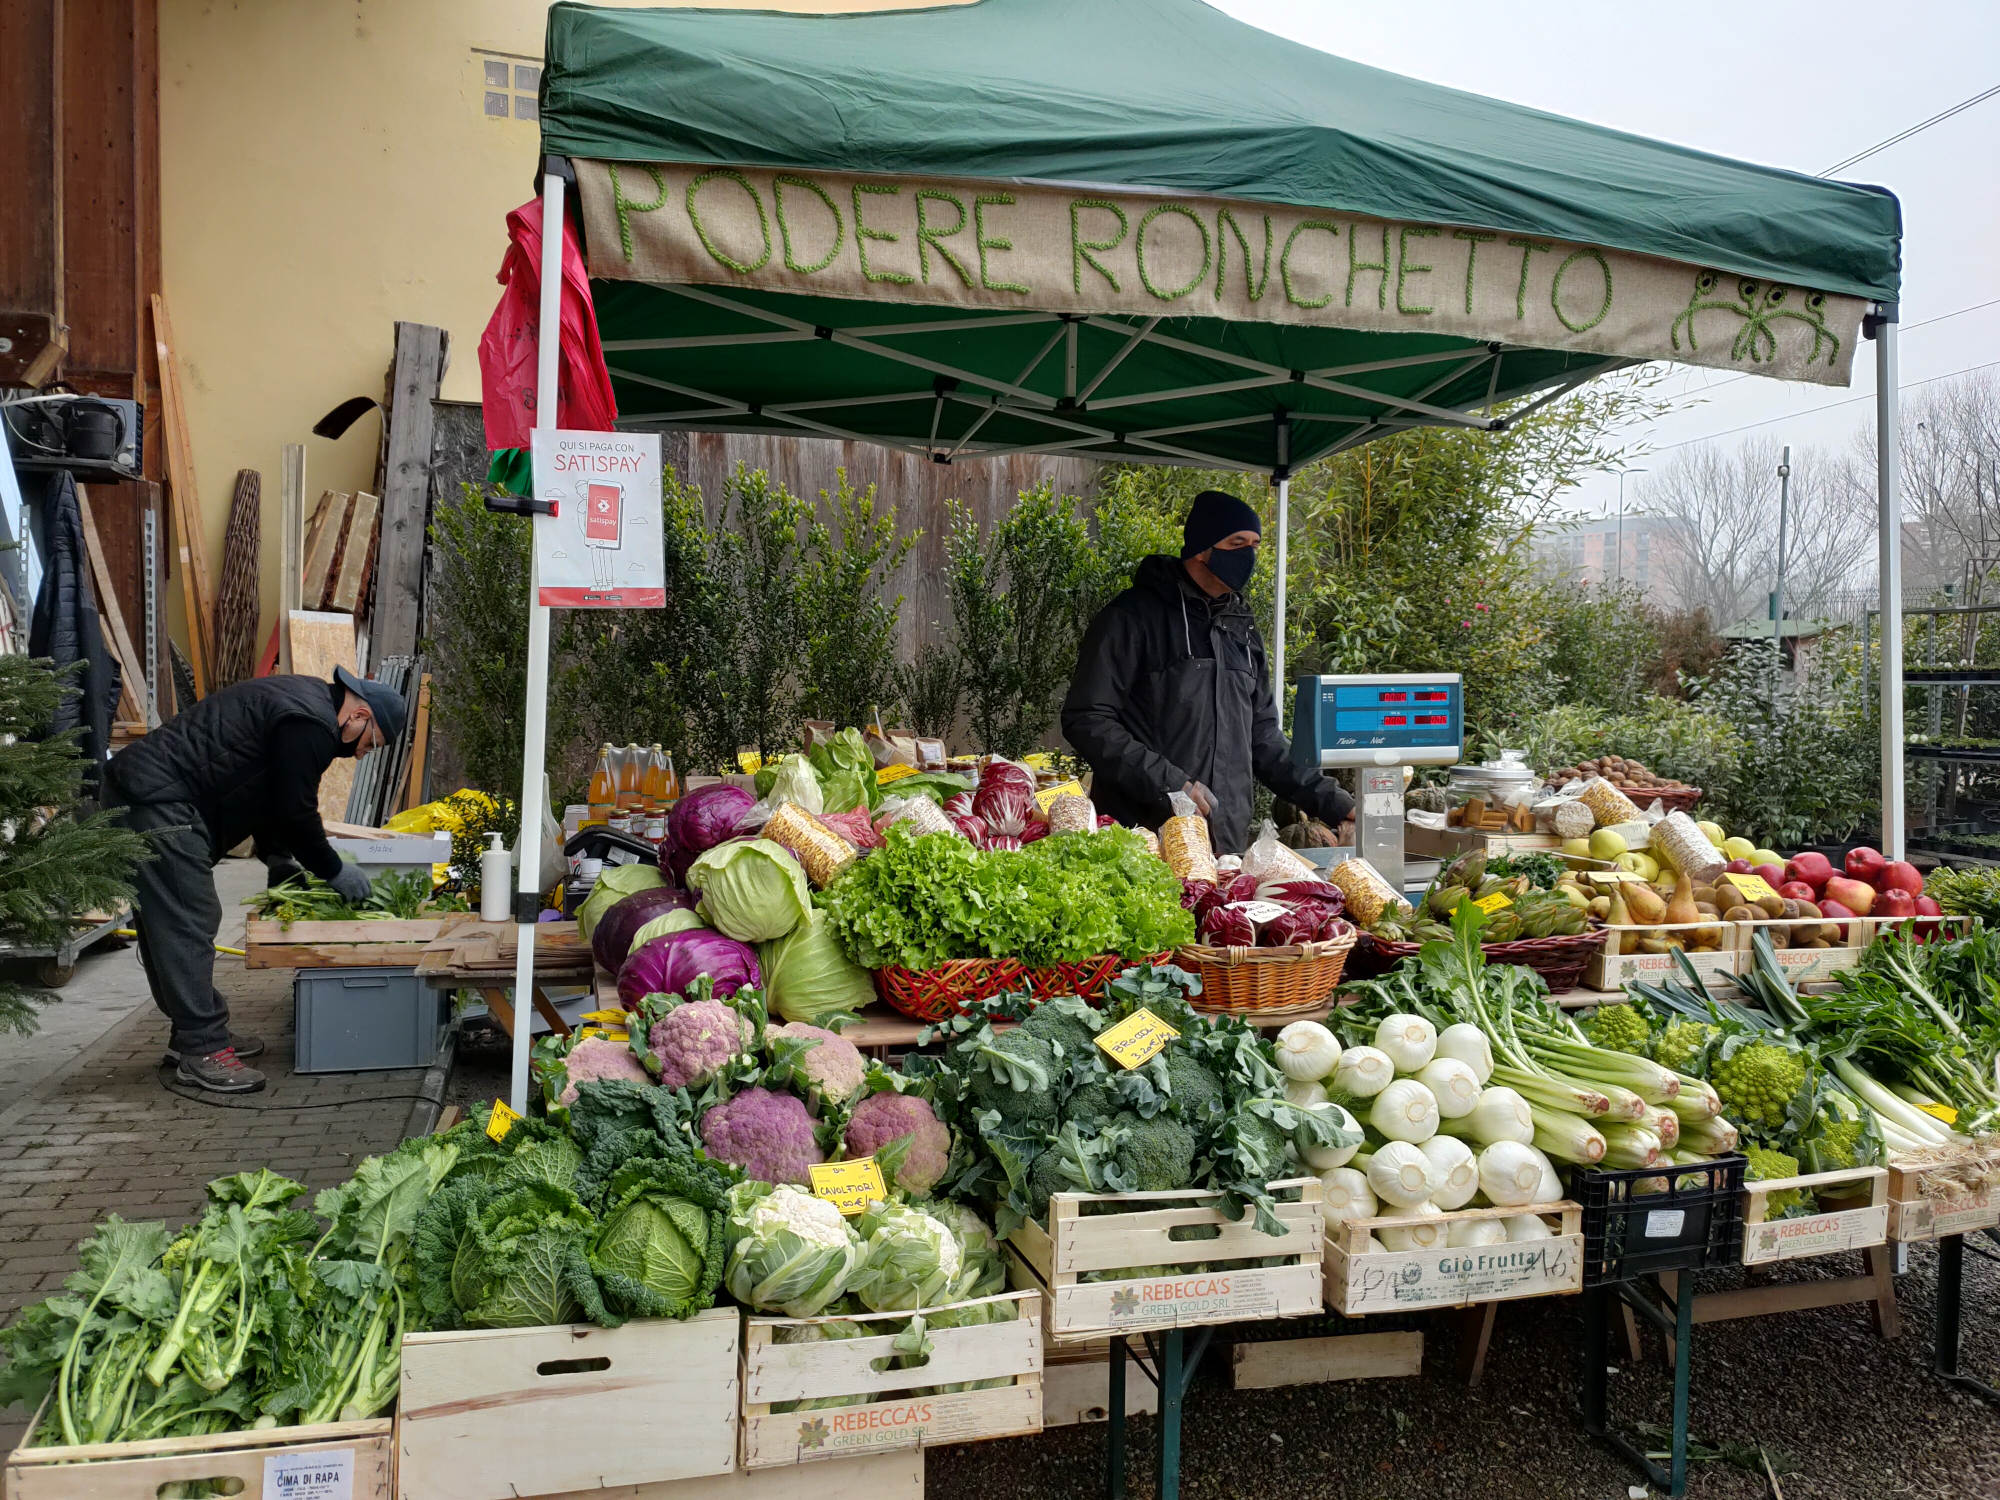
left=480, top=196, right=617, bottom=451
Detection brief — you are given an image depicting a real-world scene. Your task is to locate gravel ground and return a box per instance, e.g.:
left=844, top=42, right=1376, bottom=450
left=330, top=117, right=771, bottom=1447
left=446, top=1039, right=2000, bottom=1499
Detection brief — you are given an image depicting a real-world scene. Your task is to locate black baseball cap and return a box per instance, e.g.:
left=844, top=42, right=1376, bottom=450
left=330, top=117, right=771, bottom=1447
left=333, top=666, right=408, bottom=744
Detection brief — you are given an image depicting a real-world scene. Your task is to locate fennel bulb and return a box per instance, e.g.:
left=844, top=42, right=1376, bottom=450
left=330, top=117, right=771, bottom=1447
left=1435, top=1023, right=1495, bottom=1084
left=1377, top=1202, right=1446, bottom=1251
left=1504, top=1214, right=1553, bottom=1242
left=1466, top=1087, right=1535, bottom=1145
left=1318, top=1166, right=1377, bottom=1225
left=1302, top=1103, right=1362, bottom=1170
left=1274, top=1020, right=1341, bottom=1082
left=1416, top=1057, right=1481, bottom=1119
left=1418, top=1135, right=1478, bottom=1210
left=1447, top=1217, right=1508, bottom=1248
left=1284, top=1077, right=1329, bottom=1108
left=1331, top=1046, right=1394, bottom=1100
left=1363, top=1141, right=1436, bottom=1207
left=1374, top=1013, right=1438, bottom=1073
left=1369, top=1078, right=1440, bottom=1145
left=1477, top=1140, right=1545, bottom=1206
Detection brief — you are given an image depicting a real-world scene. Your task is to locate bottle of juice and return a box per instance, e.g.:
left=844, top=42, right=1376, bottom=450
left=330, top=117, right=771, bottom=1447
left=661, top=749, right=680, bottom=805
left=587, top=744, right=617, bottom=819
left=616, top=742, right=644, bottom=809
left=642, top=743, right=669, bottom=806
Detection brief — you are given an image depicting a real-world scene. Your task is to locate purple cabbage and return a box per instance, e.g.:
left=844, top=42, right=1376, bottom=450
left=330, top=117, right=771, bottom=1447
left=669, top=785, right=755, bottom=867
left=618, top=927, right=761, bottom=1011
left=590, top=886, right=699, bottom=973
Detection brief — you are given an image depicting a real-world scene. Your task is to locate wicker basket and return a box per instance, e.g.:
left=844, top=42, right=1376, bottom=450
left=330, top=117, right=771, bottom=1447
left=1023, top=953, right=1170, bottom=1002
left=1552, top=780, right=1703, bottom=816
left=873, top=957, right=1027, bottom=1022
left=1174, top=928, right=1358, bottom=1015
left=1352, top=928, right=1608, bottom=994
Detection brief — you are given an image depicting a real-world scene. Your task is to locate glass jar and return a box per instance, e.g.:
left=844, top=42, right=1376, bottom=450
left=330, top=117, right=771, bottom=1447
left=1443, top=750, right=1543, bottom=832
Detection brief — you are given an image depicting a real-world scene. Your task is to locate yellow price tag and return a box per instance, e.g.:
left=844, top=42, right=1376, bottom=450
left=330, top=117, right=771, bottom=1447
left=1034, top=780, right=1085, bottom=813
left=1095, top=1007, right=1180, bottom=1070
left=1472, top=891, right=1513, bottom=914
left=1920, top=1101, right=1960, bottom=1124
left=876, top=763, right=921, bottom=785
left=577, top=1027, right=629, bottom=1043
left=809, top=1158, right=888, bottom=1216
left=486, top=1099, right=523, bottom=1143
left=578, top=1009, right=626, bottom=1024
left=1585, top=871, right=1642, bottom=884
left=1722, top=872, right=1780, bottom=903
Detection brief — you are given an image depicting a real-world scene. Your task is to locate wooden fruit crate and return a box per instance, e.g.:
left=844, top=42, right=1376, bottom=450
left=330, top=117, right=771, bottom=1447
left=1886, top=1153, right=2000, bottom=1243
left=4, top=1404, right=391, bottom=1500
left=1323, top=1202, right=1583, bottom=1314
left=1739, top=1166, right=1889, bottom=1265
left=1405, top=823, right=1558, bottom=859
left=739, top=1291, right=1041, bottom=1468
left=398, top=1308, right=739, bottom=1499
left=243, top=914, right=471, bottom=969
left=1005, top=1179, right=1323, bottom=1344
left=1584, top=923, right=1743, bottom=990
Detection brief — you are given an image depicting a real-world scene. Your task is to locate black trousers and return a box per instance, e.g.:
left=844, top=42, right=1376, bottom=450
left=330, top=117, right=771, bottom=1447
left=106, top=791, right=229, bottom=1055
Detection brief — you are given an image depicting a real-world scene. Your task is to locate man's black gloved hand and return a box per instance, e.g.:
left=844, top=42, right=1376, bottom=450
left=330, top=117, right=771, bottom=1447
left=262, top=855, right=305, bottom=890
left=329, top=862, right=373, bottom=906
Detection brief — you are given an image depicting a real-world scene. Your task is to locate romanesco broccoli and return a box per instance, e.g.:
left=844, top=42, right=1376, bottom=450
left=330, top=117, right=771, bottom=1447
left=1582, top=1003, right=1651, bottom=1055
left=1653, top=1019, right=1717, bottom=1073
left=1744, top=1145, right=1806, bottom=1217
left=1710, top=1041, right=1807, bottom=1130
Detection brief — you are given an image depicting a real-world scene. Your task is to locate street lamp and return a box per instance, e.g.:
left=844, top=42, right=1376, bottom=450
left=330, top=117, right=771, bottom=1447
left=1615, top=467, right=1649, bottom=584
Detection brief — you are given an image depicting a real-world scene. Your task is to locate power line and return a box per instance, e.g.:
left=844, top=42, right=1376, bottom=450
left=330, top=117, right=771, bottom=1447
left=1655, top=356, right=2000, bottom=453
left=1820, top=81, right=2000, bottom=175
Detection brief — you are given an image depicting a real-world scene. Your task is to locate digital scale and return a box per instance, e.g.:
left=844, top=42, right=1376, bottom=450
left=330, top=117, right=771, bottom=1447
left=1291, top=672, right=1464, bottom=894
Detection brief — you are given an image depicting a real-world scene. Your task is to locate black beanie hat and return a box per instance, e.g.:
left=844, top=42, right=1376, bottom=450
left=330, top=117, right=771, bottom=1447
left=1180, top=490, right=1264, bottom=559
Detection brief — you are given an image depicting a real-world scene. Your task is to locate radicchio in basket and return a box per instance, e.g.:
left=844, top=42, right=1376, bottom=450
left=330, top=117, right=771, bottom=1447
left=1200, top=903, right=1258, bottom=947
left=971, top=758, right=1038, bottom=837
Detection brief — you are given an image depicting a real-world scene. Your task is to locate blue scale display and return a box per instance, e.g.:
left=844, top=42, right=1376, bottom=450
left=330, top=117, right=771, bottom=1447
left=1290, top=673, right=1463, bottom=768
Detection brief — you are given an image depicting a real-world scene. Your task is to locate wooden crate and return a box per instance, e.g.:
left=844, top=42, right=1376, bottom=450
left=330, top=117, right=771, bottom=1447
left=398, top=1308, right=739, bottom=1499
left=4, top=1404, right=391, bottom=1500
left=1323, top=1202, right=1583, bottom=1314
left=1584, top=923, right=1743, bottom=990
left=244, top=915, right=469, bottom=969
left=1405, top=823, right=1557, bottom=859
left=1735, top=916, right=1865, bottom=985
left=1040, top=1341, right=1159, bottom=1426
left=739, top=1292, right=1042, bottom=1468
left=1739, top=1166, right=1889, bottom=1265
left=531, top=1449, right=923, bottom=1500
left=1227, top=1329, right=1423, bottom=1389
left=1887, top=1154, right=2000, bottom=1243
left=1005, top=1179, right=1323, bottom=1344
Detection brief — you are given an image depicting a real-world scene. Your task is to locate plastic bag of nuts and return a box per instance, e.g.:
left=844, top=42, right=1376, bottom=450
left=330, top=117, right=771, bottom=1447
left=1046, top=792, right=1098, bottom=836
left=875, top=794, right=963, bottom=841
left=1327, top=857, right=1413, bottom=928
left=1575, top=776, right=1643, bottom=828
left=763, top=801, right=858, bottom=887
left=1159, top=790, right=1218, bottom=885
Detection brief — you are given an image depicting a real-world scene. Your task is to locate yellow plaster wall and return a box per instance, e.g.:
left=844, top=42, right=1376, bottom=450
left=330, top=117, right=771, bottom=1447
left=157, top=0, right=972, bottom=666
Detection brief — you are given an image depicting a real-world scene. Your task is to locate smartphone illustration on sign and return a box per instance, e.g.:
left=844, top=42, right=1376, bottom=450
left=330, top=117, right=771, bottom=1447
left=579, top=479, right=623, bottom=587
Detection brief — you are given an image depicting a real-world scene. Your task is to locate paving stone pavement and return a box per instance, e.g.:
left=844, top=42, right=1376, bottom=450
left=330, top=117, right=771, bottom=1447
left=0, top=955, right=438, bottom=1451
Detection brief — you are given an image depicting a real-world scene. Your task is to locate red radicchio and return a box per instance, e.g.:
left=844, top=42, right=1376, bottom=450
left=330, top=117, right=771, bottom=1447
left=971, top=759, right=1036, bottom=836
left=1317, top=912, right=1354, bottom=942
left=981, top=833, right=1024, bottom=852
left=1200, top=904, right=1257, bottom=947
left=1222, top=873, right=1263, bottom=905
left=1017, top=820, right=1049, bottom=846
left=819, top=807, right=884, bottom=850
left=1267, top=879, right=1345, bottom=910
left=617, top=928, right=761, bottom=1010
left=1096, top=814, right=1117, bottom=829
left=948, top=812, right=987, bottom=843
left=1260, top=907, right=1322, bottom=947
left=943, top=791, right=975, bottom=819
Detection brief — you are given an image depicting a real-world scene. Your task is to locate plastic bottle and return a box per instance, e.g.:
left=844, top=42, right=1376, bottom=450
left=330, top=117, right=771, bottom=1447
left=588, top=743, right=617, bottom=817
left=479, top=833, right=511, bottom=922
left=661, top=749, right=680, bottom=805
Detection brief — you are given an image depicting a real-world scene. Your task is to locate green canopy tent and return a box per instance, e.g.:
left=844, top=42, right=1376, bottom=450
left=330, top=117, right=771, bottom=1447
left=502, top=0, right=1908, bottom=1107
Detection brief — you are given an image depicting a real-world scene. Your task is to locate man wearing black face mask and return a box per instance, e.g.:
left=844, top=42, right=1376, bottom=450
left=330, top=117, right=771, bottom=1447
left=1062, top=490, right=1354, bottom=854
left=104, top=668, right=405, bottom=1093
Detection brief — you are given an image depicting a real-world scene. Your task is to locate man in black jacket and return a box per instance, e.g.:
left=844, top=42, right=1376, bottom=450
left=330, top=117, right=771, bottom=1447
left=1062, top=491, right=1353, bottom=855
left=104, top=667, right=406, bottom=1094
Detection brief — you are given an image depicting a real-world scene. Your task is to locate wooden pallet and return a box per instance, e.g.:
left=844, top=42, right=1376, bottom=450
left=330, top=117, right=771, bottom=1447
left=1006, top=1179, right=1323, bottom=1344
left=243, top=914, right=474, bottom=969
left=398, top=1309, right=739, bottom=1500
left=740, top=1291, right=1041, bottom=1468
left=5, top=1403, right=390, bottom=1500
left=1323, top=1201, right=1584, bottom=1315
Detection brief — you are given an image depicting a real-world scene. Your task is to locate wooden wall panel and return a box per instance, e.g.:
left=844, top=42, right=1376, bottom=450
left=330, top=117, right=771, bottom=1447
left=61, top=0, right=141, bottom=389
left=0, top=0, right=64, bottom=384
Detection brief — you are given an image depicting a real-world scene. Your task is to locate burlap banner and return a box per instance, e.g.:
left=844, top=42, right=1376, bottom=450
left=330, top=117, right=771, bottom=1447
left=575, top=159, right=1862, bottom=386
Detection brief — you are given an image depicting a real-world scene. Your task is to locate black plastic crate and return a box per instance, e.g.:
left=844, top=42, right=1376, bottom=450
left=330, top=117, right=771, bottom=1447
left=1577, top=1154, right=1747, bottom=1285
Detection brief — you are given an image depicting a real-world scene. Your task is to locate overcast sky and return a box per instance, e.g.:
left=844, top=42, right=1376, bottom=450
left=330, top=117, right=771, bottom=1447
left=1214, top=0, right=2000, bottom=521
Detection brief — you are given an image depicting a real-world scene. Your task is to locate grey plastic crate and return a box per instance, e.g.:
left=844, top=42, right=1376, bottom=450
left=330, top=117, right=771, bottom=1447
left=293, top=965, right=448, bottom=1074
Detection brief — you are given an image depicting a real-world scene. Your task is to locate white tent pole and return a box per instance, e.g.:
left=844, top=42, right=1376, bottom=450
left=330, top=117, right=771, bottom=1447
left=508, top=166, right=565, bottom=1116
left=1874, top=306, right=1904, bottom=861
left=1271, top=476, right=1290, bottom=701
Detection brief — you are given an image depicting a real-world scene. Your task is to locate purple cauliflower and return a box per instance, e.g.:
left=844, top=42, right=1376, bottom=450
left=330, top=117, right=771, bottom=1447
left=647, top=999, right=752, bottom=1090
left=556, top=1034, right=651, bottom=1106
left=769, top=1022, right=867, bottom=1106
left=700, top=1086, right=825, bottom=1185
left=843, top=1092, right=952, bottom=1196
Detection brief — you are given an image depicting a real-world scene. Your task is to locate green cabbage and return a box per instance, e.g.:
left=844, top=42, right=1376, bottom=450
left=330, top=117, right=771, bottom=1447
left=758, top=909, right=875, bottom=1028
left=926, top=1201, right=1005, bottom=1299
left=589, top=1156, right=729, bottom=1320
left=808, top=729, right=878, bottom=814
left=576, top=863, right=666, bottom=944
left=414, top=1177, right=609, bottom=1330
left=628, top=907, right=705, bottom=952
left=690, top=839, right=812, bottom=943
left=847, top=1202, right=963, bottom=1313
left=721, top=1182, right=863, bottom=1316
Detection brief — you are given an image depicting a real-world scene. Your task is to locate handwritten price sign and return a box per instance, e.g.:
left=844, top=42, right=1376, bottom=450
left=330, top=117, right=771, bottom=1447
left=1096, top=1007, right=1180, bottom=1070
left=809, top=1158, right=888, bottom=1216
left=486, top=1099, right=524, bottom=1143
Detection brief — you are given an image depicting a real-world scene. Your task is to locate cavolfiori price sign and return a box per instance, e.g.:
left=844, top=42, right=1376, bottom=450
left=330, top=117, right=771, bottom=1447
left=530, top=429, right=666, bottom=608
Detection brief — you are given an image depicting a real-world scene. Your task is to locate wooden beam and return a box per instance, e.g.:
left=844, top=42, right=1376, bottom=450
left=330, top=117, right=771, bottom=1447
left=370, top=323, right=448, bottom=662
left=62, top=0, right=138, bottom=388
left=149, top=292, right=213, bottom=695
left=1228, top=1330, right=1422, bottom=1390
left=300, top=491, right=350, bottom=611
left=328, top=491, right=379, bottom=613
left=401, top=673, right=432, bottom=811
left=0, top=1, right=62, bottom=384
left=278, top=444, right=304, bottom=672
left=75, top=484, right=152, bottom=728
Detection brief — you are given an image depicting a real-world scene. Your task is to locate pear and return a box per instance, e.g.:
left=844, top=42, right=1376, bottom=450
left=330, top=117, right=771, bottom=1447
left=1623, top=881, right=1668, bottom=925
left=1664, top=872, right=1699, bottom=927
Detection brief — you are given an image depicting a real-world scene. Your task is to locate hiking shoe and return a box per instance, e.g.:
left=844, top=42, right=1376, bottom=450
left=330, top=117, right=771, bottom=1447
left=175, top=1048, right=266, bottom=1094
left=165, top=1032, right=265, bottom=1063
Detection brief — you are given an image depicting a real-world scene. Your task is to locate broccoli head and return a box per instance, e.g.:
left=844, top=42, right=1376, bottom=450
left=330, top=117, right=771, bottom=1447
left=1582, top=1003, right=1651, bottom=1056
left=1018, top=995, right=1105, bottom=1060
left=1160, top=1049, right=1224, bottom=1125
left=1711, top=1041, right=1808, bottom=1130
left=965, top=1030, right=1058, bottom=1126
left=1653, top=1019, right=1718, bottom=1074
left=1061, top=1076, right=1123, bottom=1124
left=1104, top=1110, right=1196, bottom=1193
left=1744, top=1145, right=1806, bottom=1217
left=1027, top=1122, right=1113, bottom=1216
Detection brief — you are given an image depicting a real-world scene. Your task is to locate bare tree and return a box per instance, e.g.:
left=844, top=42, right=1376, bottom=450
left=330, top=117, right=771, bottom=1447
left=1843, top=370, right=2000, bottom=597
left=1640, top=436, right=1873, bottom=624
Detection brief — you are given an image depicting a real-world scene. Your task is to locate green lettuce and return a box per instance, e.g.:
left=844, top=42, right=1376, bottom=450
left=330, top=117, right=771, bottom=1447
left=808, top=729, right=879, bottom=814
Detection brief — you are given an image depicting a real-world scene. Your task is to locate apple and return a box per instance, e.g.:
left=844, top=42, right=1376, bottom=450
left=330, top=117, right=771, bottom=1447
left=1753, top=863, right=1788, bottom=891
left=1823, top=875, right=1877, bottom=916
left=1845, top=846, right=1887, bottom=883
left=1819, top=896, right=1858, bottom=940
left=1722, top=858, right=1752, bottom=875
left=1874, top=888, right=1917, bottom=920
left=1778, top=881, right=1816, bottom=902
left=1786, top=852, right=1834, bottom=892
left=1878, top=860, right=1924, bottom=897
